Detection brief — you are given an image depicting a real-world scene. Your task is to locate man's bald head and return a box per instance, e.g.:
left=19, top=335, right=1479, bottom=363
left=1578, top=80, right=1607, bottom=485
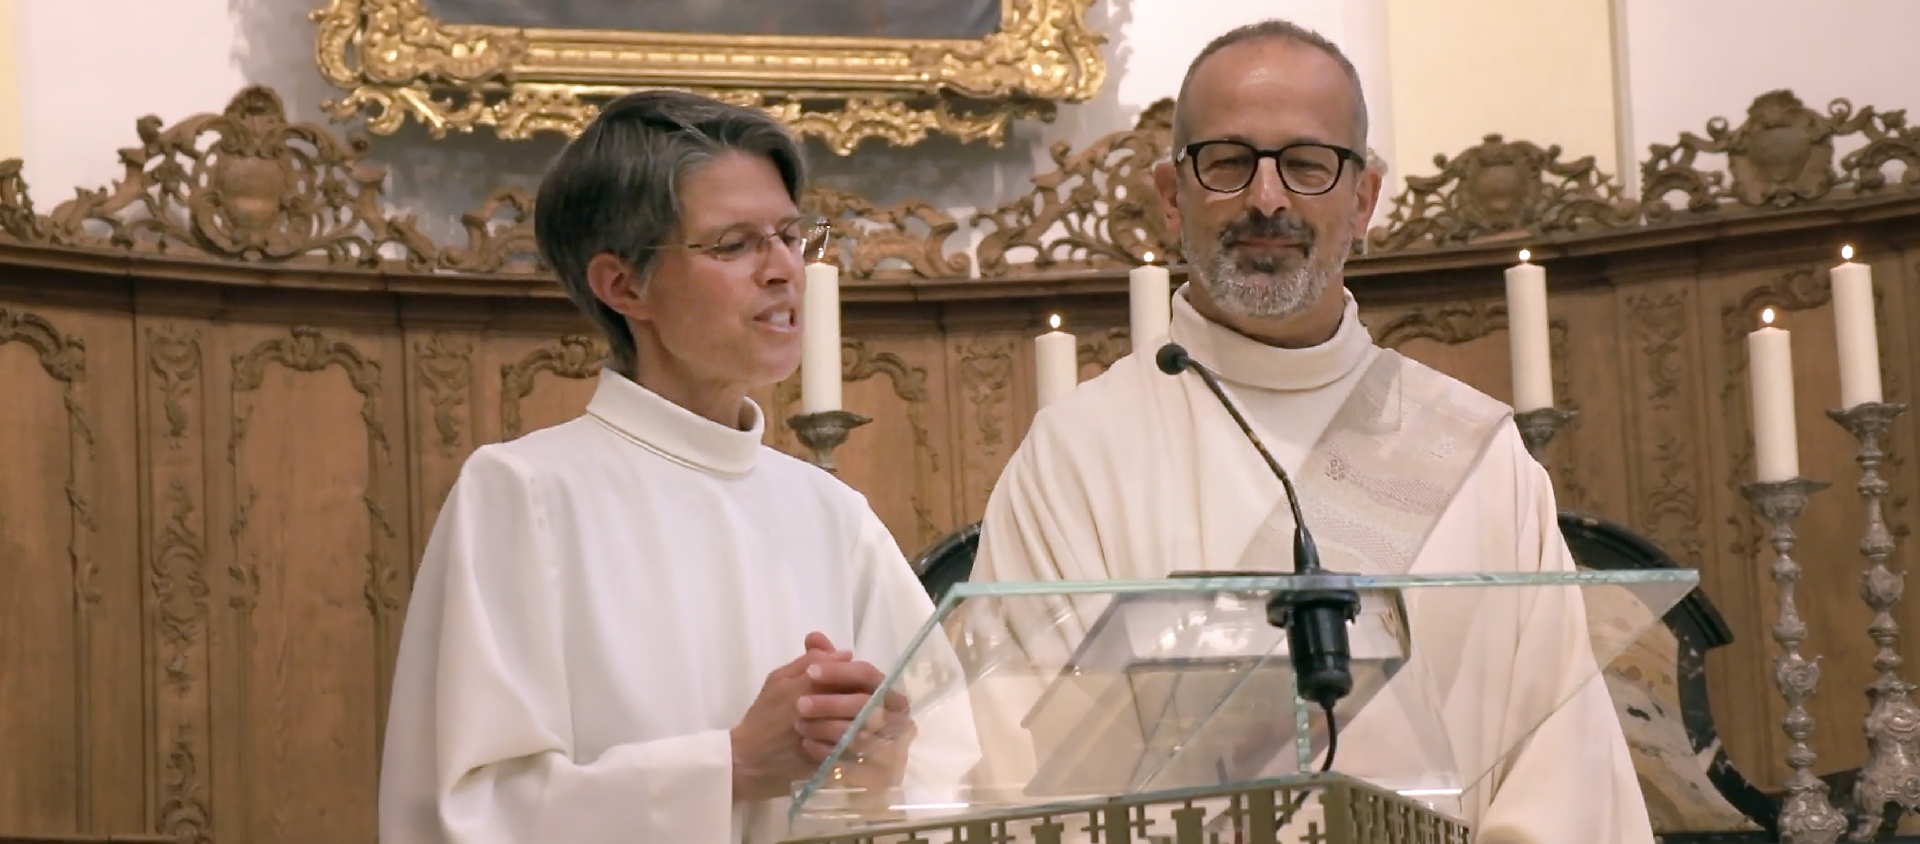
left=1171, top=20, right=1370, bottom=152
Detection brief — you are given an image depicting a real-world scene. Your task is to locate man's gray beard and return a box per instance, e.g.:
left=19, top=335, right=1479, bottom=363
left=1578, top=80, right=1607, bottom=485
left=1192, top=234, right=1348, bottom=321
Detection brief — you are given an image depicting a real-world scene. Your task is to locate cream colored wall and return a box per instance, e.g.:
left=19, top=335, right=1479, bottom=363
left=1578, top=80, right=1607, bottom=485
left=1621, top=0, right=1920, bottom=177
left=1384, top=0, right=1624, bottom=194
left=0, top=0, right=20, bottom=160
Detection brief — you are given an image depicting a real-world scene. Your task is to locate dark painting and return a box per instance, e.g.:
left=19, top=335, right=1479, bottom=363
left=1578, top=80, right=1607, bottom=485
left=425, top=0, right=1003, bottom=40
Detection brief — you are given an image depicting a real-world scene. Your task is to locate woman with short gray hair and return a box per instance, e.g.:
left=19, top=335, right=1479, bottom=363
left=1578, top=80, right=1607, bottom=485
left=377, top=90, right=973, bottom=844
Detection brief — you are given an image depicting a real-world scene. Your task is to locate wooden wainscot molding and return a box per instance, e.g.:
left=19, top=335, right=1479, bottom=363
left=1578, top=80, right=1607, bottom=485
left=1642, top=89, right=1920, bottom=220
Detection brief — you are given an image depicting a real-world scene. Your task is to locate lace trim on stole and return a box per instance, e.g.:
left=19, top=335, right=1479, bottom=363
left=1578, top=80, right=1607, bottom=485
left=1234, top=350, right=1513, bottom=575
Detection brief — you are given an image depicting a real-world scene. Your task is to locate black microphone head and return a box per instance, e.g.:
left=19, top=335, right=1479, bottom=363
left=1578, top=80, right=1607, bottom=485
left=1155, top=343, right=1191, bottom=375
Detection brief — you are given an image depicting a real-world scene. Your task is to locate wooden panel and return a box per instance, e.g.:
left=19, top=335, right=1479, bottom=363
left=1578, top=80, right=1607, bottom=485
left=210, top=324, right=404, bottom=844
left=0, top=314, right=84, bottom=835
left=136, top=318, right=215, bottom=844
left=404, top=332, right=479, bottom=578
left=0, top=303, right=141, bottom=837
left=4, top=212, right=1920, bottom=843
left=1545, top=284, right=1626, bottom=515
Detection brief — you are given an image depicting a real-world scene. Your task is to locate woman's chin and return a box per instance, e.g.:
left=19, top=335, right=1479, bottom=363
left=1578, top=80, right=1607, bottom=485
left=748, top=356, right=803, bottom=390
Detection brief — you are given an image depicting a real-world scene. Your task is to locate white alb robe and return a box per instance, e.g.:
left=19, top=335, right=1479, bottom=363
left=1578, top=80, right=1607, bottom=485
left=380, top=369, right=975, bottom=844
left=968, top=287, right=1655, bottom=844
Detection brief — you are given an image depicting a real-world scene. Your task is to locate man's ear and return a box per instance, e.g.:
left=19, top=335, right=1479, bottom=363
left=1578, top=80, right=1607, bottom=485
left=587, top=253, right=649, bottom=322
left=1350, top=163, right=1384, bottom=237
left=1152, top=159, right=1182, bottom=238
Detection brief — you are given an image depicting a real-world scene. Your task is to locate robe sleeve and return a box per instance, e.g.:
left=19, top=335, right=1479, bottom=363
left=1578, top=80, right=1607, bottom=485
left=1474, top=442, right=1655, bottom=844
left=380, top=447, right=737, bottom=844
left=971, top=433, right=1101, bottom=586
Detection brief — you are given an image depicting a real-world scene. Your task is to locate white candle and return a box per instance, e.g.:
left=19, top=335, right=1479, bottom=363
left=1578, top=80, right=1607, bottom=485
left=801, top=262, right=842, bottom=413
left=1504, top=250, right=1553, bottom=412
left=1748, top=307, right=1801, bottom=482
left=1831, top=244, right=1883, bottom=408
left=1035, top=314, right=1078, bottom=408
left=1129, top=256, right=1172, bottom=348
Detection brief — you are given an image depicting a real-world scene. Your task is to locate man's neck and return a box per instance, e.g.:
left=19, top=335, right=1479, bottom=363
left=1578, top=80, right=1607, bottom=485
left=1186, top=283, right=1347, bottom=349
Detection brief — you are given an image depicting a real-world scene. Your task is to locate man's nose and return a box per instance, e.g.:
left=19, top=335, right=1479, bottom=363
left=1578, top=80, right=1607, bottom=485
left=1243, top=159, right=1292, bottom=217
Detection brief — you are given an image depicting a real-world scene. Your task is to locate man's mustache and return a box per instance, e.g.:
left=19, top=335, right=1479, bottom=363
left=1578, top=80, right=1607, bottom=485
left=1219, top=213, right=1315, bottom=248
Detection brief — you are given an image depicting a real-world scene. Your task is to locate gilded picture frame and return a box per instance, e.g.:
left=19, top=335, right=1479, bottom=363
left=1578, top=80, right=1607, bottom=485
left=310, top=0, right=1108, bottom=154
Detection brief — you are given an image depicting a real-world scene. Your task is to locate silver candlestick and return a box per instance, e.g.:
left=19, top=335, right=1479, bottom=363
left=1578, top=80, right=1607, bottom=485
left=1826, top=401, right=1920, bottom=841
left=787, top=410, right=871, bottom=473
left=1743, top=477, right=1848, bottom=844
left=1514, top=406, right=1577, bottom=461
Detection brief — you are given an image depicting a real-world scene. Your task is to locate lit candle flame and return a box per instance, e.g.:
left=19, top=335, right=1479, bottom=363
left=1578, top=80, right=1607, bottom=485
left=1142, top=251, right=1155, bottom=263
left=1843, top=244, right=1855, bottom=261
left=1049, top=314, right=1062, bottom=330
left=1761, top=307, right=1777, bottom=326
left=1518, top=249, right=1531, bottom=263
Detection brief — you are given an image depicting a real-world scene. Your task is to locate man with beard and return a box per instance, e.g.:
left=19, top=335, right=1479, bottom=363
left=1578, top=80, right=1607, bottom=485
left=964, top=19, right=1654, bottom=844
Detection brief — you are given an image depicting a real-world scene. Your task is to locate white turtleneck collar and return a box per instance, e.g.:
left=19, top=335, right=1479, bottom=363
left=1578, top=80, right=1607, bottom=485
left=1166, top=284, right=1374, bottom=392
left=583, top=369, right=765, bottom=476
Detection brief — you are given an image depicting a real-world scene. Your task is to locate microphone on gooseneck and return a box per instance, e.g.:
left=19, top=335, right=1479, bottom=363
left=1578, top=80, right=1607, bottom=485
left=1156, top=342, right=1361, bottom=772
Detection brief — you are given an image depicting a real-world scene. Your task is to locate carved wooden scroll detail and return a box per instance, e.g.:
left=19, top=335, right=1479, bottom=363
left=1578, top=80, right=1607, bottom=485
left=807, top=187, right=973, bottom=281
left=500, top=336, right=606, bottom=440
left=18, top=87, right=436, bottom=266
left=1077, top=328, right=1131, bottom=375
left=0, top=87, right=1917, bottom=281
left=1369, top=134, right=1640, bottom=252
left=1642, top=90, right=1920, bottom=221
left=439, top=188, right=541, bottom=274
left=415, top=337, right=474, bottom=455
left=972, top=99, right=1181, bottom=275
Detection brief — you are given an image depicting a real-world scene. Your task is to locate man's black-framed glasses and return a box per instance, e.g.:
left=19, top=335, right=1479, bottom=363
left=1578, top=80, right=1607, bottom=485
left=1176, top=140, right=1365, bottom=196
left=687, top=215, right=833, bottom=264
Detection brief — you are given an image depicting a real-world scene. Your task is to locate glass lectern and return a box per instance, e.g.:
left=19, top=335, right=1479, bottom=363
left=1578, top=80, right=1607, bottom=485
left=781, top=570, right=1698, bottom=844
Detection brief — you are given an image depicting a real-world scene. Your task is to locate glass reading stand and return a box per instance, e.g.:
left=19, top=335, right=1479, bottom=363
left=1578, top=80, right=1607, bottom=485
left=780, top=570, right=1697, bottom=844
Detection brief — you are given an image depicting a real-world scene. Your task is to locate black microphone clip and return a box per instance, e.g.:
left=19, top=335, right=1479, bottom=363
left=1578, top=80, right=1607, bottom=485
left=1156, top=342, right=1360, bottom=711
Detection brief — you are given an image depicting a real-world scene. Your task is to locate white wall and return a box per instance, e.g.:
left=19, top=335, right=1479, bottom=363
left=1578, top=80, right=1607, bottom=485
left=0, top=0, right=20, bottom=160
left=1621, top=0, right=1920, bottom=183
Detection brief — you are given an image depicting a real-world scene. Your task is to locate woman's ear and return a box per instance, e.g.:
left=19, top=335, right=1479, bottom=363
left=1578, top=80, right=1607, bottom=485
left=587, top=253, right=649, bottom=321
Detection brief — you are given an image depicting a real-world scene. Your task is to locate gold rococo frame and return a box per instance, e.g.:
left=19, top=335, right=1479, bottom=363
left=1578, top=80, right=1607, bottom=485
left=310, top=0, right=1108, bottom=154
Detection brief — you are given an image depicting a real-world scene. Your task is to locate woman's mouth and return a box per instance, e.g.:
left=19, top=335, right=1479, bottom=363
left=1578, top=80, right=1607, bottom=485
left=755, top=309, right=798, bottom=331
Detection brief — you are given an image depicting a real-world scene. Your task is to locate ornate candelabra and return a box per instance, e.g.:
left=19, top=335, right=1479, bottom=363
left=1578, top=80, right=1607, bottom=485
left=787, top=410, right=871, bottom=473
left=1827, top=401, right=1920, bottom=840
left=1513, top=406, right=1577, bottom=461
left=1743, top=477, right=1848, bottom=844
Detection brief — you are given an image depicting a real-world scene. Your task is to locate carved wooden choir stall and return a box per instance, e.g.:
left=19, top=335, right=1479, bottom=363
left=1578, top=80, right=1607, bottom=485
left=4, top=83, right=1920, bottom=843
